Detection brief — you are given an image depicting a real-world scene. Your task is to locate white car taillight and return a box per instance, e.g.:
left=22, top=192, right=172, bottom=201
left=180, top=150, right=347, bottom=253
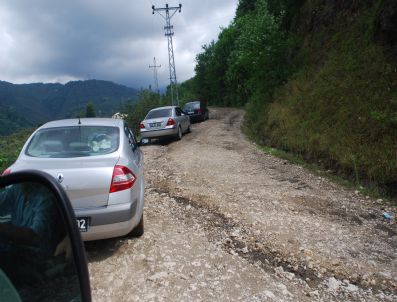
left=109, top=165, right=137, bottom=193
left=1, top=169, right=11, bottom=176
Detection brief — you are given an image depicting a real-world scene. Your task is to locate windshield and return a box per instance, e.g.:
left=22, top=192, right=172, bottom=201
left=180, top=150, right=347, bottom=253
left=26, top=126, right=119, bottom=158
left=183, top=102, right=200, bottom=111
left=146, top=109, right=172, bottom=119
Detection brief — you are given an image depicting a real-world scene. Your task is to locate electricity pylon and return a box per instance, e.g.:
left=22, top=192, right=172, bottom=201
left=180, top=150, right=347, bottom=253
left=149, top=57, right=161, bottom=95
left=152, top=3, right=182, bottom=106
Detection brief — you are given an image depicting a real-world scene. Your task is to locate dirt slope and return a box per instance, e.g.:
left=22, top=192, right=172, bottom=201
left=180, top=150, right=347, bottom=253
left=87, top=108, right=396, bottom=301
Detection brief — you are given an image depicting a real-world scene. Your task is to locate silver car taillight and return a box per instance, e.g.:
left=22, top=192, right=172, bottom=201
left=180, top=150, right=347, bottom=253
left=109, top=165, right=137, bottom=193
left=166, top=118, right=176, bottom=126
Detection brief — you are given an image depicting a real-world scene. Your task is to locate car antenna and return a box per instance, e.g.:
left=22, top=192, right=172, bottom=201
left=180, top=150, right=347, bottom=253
left=77, top=116, right=82, bottom=125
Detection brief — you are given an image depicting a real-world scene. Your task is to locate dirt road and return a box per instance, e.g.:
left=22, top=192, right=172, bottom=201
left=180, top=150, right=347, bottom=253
left=87, top=108, right=396, bottom=301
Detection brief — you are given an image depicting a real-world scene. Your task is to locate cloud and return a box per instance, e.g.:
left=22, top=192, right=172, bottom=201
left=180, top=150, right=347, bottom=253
left=0, top=0, right=237, bottom=88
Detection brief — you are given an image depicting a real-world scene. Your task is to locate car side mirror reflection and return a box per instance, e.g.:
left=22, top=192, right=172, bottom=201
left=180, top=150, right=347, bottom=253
left=0, top=170, right=91, bottom=301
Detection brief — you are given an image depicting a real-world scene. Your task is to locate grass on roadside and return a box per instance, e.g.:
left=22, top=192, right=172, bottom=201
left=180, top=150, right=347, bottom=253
left=0, top=128, right=35, bottom=173
left=258, top=144, right=395, bottom=205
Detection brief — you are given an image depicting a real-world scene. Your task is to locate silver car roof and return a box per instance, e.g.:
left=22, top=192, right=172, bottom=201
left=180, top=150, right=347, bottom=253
left=148, top=106, right=176, bottom=111
left=39, top=118, right=124, bottom=129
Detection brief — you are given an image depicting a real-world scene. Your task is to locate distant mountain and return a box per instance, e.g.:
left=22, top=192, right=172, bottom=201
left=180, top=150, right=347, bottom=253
left=0, top=80, right=138, bottom=135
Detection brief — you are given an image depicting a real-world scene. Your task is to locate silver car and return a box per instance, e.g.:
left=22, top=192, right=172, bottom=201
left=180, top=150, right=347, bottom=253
left=5, top=118, right=145, bottom=241
left=139, top=106, right=191, bottom=142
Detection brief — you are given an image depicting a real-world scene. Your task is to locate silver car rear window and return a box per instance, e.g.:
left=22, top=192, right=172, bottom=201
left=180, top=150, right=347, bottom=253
left=26, top=126, right=119, bottom=158
left=146, top=109, right=172, bottom=119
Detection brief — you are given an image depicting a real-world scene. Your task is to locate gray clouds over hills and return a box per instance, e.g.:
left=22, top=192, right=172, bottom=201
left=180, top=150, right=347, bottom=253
left=0, top=0, right=237, bottom=88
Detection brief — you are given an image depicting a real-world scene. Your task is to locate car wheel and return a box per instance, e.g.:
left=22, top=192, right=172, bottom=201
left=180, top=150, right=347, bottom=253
left=129, top=214, right=144, bottom=237
left=187, top=124, right=191, bottom=133
left=176, top=126, right=182, bottom=140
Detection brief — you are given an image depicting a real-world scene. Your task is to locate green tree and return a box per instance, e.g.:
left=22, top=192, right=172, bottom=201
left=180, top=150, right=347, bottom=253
left=194, top=42, right=216, bottom=103
left=178, top=78, right=199, bottom=107
left=193, top=24, right=239, bottom=106
left=236, top=0, right=257, bottom=18
left=85, top=101, right=96, bottom=117
left=227, top=0, right=293, bottom=99
left=211, top=26, right=239, bottom=106
left=193, top=0, right=294, bottom=109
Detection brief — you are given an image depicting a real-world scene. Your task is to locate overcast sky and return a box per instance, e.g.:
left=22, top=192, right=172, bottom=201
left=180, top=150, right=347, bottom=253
left=0, top=0, right=237, bottom=89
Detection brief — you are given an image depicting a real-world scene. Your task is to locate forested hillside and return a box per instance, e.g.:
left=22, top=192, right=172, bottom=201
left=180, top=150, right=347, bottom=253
left=189, top=0, right=397, bottom=196
left=0, top=79, right=138, bottom=135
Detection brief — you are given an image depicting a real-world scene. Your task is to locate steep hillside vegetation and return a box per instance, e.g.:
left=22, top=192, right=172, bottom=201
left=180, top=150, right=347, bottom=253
left=265, top=0, right=397, bottom=194
left=0, top=128, right=34, bottom=173
left=191, top=0, right=397, bottom=196
left=0, top=79, right=138, bottom=135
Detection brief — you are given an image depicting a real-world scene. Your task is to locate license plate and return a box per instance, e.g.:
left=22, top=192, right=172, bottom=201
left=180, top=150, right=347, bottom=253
left=77, top=217, right=90, bottom=232
left=149, top=122, right=161, bottom=127
left=188, top=111, right=194, bottom=114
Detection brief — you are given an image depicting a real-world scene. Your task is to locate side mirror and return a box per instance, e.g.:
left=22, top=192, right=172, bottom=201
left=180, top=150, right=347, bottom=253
left=0, top=170, right=91, bottom=301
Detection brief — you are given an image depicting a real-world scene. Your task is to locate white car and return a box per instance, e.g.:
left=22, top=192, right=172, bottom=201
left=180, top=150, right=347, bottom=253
left=139, top=106, right=191, bottom=143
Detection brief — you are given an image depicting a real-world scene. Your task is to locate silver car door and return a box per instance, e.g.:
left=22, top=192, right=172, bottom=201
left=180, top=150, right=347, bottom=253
left=184, top=112, right=190, bottom=129
left=124, top=125, right=142, bottom=167
left=176, top=107, right=187, bottom=131
left=174, top=107, right=181, bottom=129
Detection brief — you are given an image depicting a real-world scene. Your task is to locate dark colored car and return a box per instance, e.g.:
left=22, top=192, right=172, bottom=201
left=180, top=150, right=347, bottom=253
left=183, top=101, right=209, bottom=123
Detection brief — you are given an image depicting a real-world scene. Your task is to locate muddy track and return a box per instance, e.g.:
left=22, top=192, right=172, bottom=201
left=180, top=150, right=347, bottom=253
left=87, top=108, right=397, bottom=301
left=151, top=186, right=323, bottom=288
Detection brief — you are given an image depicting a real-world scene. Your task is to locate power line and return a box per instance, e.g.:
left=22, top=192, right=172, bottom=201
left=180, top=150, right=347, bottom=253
left=149, top=57, right=161, bottom=95
left=152, top=3, right=182, bottom=106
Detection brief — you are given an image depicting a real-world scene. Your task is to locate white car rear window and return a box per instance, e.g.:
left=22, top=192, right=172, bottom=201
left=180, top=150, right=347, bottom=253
left=146, top=109, right=172, bottom=119
left=26, top=126, right=119, bottom=158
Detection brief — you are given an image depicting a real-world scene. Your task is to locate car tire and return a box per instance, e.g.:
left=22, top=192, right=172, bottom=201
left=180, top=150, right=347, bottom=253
left=176, top=126, right=182, bottom=140
left=129, top=214, right=144, bottom=237
left=187, top=124, right=191, bottom=133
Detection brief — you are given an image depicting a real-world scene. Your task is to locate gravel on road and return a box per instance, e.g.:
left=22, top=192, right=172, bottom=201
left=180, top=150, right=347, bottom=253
left=87, top=108, right=396, bottom=301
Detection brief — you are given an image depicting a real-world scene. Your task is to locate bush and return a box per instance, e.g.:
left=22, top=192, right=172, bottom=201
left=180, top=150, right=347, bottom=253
left=0, top=128, right=34, bottom=173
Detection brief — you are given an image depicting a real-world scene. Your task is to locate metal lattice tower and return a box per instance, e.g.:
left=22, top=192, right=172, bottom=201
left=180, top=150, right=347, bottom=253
left=152, top=3, right=182, bottom=106
left=149, top=57, right=161, bottom=95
